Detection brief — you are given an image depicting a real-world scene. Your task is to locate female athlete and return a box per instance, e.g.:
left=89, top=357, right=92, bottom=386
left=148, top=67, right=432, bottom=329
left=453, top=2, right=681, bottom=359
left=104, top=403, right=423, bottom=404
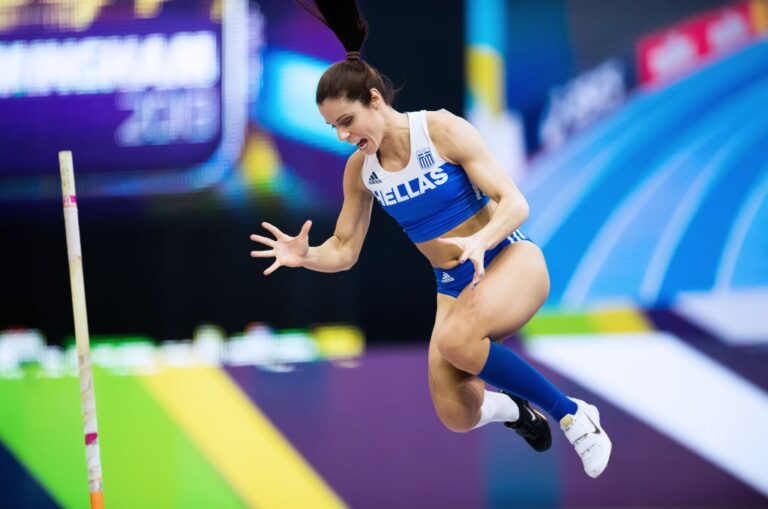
left=250, top=0, right=612, bottom=478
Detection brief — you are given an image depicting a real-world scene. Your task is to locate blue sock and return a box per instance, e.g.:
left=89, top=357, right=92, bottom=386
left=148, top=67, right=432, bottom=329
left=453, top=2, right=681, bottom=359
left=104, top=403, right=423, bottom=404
left=478, top=342, right=577, bottom=421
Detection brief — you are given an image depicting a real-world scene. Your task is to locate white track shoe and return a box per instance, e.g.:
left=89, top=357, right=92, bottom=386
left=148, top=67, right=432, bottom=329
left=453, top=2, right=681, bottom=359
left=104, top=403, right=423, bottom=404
left=559, top=398, right=612, bottom=478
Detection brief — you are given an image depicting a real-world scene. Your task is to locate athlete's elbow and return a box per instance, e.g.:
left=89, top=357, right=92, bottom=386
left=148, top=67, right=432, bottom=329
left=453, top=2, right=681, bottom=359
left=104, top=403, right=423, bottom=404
left=511, top=197, right=529, bottom=223
left=497, top=192, right=529, bottom=220
left=339, top=252, right=359, bottom=271
left=519, top=200, right=530, bottom=222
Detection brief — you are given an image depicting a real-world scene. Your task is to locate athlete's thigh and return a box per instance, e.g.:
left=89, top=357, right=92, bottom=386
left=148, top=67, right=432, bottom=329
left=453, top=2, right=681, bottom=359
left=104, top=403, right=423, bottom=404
left=428, top=294, right=482, bottom=397
left=453, top=240, right=550, bottom=341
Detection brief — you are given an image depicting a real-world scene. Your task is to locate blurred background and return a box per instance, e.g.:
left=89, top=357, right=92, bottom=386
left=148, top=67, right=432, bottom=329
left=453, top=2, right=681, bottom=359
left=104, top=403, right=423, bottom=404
left=1, top=0, right=767, bottom=507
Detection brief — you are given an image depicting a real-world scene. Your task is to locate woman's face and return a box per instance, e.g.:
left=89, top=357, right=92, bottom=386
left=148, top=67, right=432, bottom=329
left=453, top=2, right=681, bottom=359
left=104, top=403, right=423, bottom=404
left=318, top=92, right=385, bottom=156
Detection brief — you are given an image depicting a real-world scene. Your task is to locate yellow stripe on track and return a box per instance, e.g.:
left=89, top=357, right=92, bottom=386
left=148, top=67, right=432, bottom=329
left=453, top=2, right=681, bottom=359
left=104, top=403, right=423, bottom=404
left=590, top=308, right=652, bottom=333
left=140, top=367, right=347, bottom=509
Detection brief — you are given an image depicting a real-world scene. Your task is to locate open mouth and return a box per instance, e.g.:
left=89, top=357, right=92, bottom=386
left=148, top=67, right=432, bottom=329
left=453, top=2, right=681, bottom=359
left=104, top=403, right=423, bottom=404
left=357, top=138, right=369, bottom=150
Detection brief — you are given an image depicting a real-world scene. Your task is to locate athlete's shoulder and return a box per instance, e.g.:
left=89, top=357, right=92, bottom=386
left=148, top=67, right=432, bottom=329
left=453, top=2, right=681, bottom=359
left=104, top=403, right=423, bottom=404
left=425, top=109, right=475, bottom=164
left=425, top=108, right=457, bottom=131
left=426, top=109, right=474, bottom=141
left=345, top=148, right=365, bottom=170
left=342, top=149, right=367, bottom=192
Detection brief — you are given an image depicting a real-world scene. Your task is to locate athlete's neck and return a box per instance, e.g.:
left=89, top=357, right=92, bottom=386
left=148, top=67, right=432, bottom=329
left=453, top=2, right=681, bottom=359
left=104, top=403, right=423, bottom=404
left=377, top=107, right=410, bottom=165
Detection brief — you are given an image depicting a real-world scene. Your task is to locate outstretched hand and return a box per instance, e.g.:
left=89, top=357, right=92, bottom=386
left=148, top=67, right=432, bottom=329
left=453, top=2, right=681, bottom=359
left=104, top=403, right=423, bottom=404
left=250, top=220, right=312, bottom=275
left=438, top=234, right=487, bottom=289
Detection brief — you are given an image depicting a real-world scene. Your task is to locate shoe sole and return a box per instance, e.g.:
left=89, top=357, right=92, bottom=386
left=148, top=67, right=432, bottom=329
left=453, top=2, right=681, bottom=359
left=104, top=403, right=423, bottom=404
left=584, top=403, right=612, bottom=478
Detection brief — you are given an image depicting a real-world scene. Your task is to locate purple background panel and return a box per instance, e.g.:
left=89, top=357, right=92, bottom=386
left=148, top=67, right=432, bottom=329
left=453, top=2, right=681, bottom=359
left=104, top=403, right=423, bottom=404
left=228, top=346, right=488, bottom=509
left=228, top=342, right=768, bottom=508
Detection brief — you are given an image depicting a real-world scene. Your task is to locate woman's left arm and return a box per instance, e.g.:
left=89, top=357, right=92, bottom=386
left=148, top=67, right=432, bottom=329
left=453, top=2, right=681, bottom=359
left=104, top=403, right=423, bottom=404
left=430, top=110, right=529, bottom=251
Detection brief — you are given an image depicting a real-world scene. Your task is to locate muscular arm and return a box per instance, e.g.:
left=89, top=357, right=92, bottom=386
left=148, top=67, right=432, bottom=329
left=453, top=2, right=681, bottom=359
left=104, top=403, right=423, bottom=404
left=302, top=152, right=374, bottom=272
left=429, top=110, right=529, bottom=250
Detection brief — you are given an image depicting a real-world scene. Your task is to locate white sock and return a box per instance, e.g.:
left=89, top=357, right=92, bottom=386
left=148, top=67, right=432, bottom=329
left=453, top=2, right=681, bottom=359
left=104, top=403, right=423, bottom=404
left=472, top=390, right=520, bottom=430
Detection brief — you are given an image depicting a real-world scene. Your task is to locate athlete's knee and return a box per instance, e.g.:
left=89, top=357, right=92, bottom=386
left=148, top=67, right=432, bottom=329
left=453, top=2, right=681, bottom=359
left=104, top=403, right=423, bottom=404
left=434, top=327, right=473, bottom=370
left=434, top=323, right=485, bottom=374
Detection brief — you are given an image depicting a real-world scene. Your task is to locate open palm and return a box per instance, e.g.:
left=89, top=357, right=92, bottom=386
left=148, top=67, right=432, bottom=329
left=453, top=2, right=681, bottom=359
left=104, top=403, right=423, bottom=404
left=250, top=220, right=312, bottom=275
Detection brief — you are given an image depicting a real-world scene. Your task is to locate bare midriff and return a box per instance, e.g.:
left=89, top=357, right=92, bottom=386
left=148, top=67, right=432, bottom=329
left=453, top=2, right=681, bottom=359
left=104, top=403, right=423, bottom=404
left=415, top=201, right=497, bottom=270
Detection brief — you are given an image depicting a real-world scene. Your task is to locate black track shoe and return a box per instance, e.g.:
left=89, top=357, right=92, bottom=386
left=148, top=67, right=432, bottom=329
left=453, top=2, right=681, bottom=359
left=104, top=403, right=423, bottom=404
left=502, top=392, right=552, bottom=452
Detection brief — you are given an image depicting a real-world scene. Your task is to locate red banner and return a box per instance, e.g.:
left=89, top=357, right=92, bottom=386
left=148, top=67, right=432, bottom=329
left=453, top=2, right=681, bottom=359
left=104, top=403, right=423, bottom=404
left=637, top=1, right=757, bottom=85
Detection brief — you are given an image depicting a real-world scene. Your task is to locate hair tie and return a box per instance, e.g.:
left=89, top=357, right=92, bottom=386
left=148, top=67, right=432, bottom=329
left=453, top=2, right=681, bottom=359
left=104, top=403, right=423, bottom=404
left=345, top=51, right=361, bottom=62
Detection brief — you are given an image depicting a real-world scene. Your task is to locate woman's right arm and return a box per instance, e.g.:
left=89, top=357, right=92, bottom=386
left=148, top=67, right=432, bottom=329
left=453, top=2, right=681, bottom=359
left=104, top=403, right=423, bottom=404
left=303, top=152, right=373, bottom=272
left=250, top=152, right=373, bottom=274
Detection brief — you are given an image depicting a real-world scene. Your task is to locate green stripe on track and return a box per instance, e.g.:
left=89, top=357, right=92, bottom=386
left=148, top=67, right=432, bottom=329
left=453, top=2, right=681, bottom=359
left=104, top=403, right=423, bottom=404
left=522, top=312, right=597, bottom=336
left=0, top=368, right=243, bottom=509
left=522, top=308, right=651, bottom=339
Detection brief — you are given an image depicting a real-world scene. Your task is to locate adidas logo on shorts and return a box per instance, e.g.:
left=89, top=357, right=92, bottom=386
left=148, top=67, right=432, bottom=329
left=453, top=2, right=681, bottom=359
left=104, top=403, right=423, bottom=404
left=441, top=272, right=455, bottom=283
left=368, top=171, right=382, bottom=185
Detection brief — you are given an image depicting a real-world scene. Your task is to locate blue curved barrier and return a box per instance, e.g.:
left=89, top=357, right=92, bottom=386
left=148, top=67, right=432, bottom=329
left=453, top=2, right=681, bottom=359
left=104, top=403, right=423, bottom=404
left=523, top=40, right=768, bottom=306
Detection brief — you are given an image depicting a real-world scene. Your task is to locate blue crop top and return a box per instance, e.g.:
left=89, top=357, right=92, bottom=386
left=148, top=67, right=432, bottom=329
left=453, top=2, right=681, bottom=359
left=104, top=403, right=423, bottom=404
left=361, top=110, right=489, bottom=243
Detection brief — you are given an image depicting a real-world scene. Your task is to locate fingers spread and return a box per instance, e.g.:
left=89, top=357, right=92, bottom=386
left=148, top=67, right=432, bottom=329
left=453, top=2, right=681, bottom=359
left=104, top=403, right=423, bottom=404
left=471, top=260, right=486, bottom=288
left=300, top=220, right=312, bottom=237
left=250, top=234, right=276, bottom=247
left=250, top=249, right=275, bottom=258
left=459, top=246, right=474, bottom=264
left=261, top=222, right=284, bottom=239
left=264, top=260, right=281, bottom=276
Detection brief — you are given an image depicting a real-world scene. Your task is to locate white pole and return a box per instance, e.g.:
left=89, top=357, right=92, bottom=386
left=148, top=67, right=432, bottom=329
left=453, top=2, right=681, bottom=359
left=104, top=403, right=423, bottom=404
left=59, top=150, right=105, bottom=509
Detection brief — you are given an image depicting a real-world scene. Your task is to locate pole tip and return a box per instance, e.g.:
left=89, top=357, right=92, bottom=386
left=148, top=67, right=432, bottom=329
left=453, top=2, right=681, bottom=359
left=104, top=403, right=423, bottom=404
left=90, top=491, right=104, bottom=509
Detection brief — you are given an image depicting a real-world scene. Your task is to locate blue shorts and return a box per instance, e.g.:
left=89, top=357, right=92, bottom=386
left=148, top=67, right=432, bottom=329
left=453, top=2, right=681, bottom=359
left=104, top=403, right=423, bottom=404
left=434, top=230, right=531, bottom=298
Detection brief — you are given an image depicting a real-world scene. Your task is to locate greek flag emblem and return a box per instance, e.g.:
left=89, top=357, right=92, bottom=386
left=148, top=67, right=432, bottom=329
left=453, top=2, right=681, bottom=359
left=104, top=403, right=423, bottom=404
left=416, top=148, right=435, bottom=169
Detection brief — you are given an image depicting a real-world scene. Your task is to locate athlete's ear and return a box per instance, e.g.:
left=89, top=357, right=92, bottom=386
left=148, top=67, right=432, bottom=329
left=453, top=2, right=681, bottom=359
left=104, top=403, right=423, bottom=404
left=369, top=88, right=382, bottom=108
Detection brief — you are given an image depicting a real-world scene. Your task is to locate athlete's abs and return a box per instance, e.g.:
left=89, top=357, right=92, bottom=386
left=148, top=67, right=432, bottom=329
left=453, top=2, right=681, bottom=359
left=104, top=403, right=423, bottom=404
left=415, top=201, right=496, bottom=269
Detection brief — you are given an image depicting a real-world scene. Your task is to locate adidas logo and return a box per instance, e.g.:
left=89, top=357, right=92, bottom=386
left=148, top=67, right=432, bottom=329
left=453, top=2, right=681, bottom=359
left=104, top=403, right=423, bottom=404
left=368, top=171, right=382, bottom=185
left=441, top=272, right=454, bottom=283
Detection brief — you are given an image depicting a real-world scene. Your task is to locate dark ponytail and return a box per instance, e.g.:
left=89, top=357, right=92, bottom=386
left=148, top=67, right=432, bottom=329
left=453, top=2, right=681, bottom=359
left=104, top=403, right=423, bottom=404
left=299, top=0, right=369, bottom=54
left=298, top=0, right=397, bottom=106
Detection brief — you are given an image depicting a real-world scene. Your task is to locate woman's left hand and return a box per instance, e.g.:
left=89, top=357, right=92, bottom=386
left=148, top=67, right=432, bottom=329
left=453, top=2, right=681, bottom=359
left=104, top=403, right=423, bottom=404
left=438, top=234, right=488, bottom=289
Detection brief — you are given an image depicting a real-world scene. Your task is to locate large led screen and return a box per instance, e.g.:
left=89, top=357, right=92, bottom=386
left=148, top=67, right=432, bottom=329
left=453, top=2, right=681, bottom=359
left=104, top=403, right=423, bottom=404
left=0, top=0, right=353, bottom=209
